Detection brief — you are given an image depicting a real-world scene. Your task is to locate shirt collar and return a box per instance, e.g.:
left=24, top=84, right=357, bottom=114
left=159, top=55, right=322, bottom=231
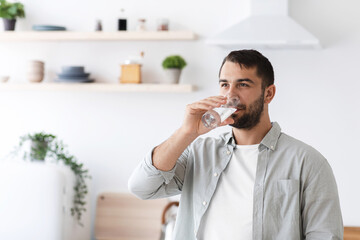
left=224, top=122, right=282, bottom=151
left=260, top=122, right=282, bottom=151
left=224, top=131, right=235, bottom=147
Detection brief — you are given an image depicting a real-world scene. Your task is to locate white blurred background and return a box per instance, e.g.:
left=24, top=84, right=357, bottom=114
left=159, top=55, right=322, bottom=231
left=0, top=0, right=359, bottom=239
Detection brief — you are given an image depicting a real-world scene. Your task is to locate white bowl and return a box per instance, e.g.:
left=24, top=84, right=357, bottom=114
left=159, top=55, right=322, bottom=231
left=28, top=64, right=44, bottom=69
left=28, top=60, right=44, bottom=65
left=27, top=73, right=44, bottom=83
left=28, top=62, right=45, bottom=70
left=27, top=68, right=44, bottom=74
left=0, top=76, right=10, bottom=83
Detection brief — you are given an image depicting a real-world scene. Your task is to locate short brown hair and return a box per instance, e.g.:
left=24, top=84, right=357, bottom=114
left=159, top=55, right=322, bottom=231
left=219, top=49, right=274, bottom=89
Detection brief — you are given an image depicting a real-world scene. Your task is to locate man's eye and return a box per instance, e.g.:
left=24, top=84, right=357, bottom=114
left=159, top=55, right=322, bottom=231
left=239, top=83, right=248, bottom=87
left=221, top=84, right=228, bottom=87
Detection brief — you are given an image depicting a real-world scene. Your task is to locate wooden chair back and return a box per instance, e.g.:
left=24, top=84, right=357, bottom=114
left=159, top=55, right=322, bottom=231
left=345, top=227, right=360, bottom=240
left=95, top=192, right=168, bottom=240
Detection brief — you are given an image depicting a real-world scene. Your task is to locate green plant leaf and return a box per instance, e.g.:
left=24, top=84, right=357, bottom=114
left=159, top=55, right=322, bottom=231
left=162, top=55, right=187, bottom=69
left=0, top=0, right=25, bottom=19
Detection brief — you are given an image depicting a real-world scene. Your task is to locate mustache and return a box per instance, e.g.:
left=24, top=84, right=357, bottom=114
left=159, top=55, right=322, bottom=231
left=235, top=104, right=246, bottom=110
left=226, top=98, right=246, bottom=110
left=227, top=99, right=245, bottom=108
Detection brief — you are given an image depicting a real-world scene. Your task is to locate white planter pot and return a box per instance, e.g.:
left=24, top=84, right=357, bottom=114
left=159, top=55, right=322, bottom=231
left=163, top=68, right=181, bottom=84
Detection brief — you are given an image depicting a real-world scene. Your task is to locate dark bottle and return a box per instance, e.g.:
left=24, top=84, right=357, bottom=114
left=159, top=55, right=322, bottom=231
left=118, top=9, right=127, bottom=31
left=95, top=20, right=102, bottom=31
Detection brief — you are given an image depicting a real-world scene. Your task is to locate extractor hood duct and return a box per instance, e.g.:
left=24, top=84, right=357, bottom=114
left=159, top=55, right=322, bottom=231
left=206, top=0, right=321, bottom=49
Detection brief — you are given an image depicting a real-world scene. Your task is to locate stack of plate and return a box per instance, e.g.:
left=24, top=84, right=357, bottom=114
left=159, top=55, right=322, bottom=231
left=32, top=25, right=66, bottom=31
left=55, top=66, right=94, bottom=83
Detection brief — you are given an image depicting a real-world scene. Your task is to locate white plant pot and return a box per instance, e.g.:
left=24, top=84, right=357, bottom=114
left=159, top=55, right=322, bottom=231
left=164, top=68, right=181, bottom=84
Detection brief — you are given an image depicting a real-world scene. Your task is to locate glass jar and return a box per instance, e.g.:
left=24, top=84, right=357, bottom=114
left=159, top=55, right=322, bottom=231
left=136, top=19, right=146, bottom=31
left=157, top=18, right=169, bottom=31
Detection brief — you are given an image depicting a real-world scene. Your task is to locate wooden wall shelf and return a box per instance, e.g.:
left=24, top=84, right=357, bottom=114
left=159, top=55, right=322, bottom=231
left=0, top=31, right=196, bottom=41
left=0, top=83, right=195, bottom=93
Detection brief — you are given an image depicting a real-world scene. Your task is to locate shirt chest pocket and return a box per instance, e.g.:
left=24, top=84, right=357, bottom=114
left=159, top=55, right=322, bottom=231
left=276, top=179, right=299, bottom=195
left=274, top=179, right=300, bottom=219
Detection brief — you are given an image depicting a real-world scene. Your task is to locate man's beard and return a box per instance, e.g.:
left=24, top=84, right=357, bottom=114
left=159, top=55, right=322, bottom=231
left=229, top=91, right=265, bottom=130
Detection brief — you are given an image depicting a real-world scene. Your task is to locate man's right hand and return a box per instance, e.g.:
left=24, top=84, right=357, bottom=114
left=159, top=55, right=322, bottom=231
left=152, top=96, right=235, bottom=171
left=179, top=96, right=235, bottom=138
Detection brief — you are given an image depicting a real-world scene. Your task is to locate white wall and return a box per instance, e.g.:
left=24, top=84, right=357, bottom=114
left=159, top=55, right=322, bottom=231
left=0, top=0, right=359, bottom=238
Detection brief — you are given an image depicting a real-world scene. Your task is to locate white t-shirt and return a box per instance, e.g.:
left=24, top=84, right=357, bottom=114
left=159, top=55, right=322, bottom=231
left=198, top=144, right=259, bottom=240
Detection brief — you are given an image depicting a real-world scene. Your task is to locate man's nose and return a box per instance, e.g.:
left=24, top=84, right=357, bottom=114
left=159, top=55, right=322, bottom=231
left=228, top=95, right=240, bottom=103
left=227, top=86, right=239, bottom=100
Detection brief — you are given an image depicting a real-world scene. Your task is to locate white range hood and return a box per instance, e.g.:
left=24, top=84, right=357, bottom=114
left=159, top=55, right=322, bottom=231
left=206, top=0, right=321, bottom=49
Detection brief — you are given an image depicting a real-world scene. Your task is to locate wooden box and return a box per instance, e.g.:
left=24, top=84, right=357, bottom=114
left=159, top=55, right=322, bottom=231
left=120, top=64, right=141, bottom=84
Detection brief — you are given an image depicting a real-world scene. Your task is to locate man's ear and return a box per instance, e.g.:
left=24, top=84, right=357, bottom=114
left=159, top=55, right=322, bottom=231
left=264, top=84, right=276, bottom=104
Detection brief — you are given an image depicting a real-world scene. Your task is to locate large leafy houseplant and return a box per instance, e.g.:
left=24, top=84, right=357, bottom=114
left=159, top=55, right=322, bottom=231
left=0, top=0, right=25, bottom=31
left=15, top=132, right=91, bottom=226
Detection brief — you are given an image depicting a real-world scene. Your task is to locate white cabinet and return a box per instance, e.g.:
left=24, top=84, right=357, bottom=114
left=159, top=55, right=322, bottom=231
left=0, top=160, right=91, bottom=240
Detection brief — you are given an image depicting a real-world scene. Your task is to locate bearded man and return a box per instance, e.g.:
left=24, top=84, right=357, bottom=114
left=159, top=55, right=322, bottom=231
left=128, top=49, right=343, bottom=240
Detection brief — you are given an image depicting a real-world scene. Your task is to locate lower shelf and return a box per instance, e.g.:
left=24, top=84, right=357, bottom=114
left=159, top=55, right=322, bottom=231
left=0, top=83, right=195, bottom=93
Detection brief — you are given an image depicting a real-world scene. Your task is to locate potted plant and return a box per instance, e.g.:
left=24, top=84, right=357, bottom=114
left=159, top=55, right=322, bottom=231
left=14, top=132, right=91, bottom=226
left=0, top=0, right=25, bottom=31
left=162, top=55, right=187, bottom=84
left=25, top=133, right=55, bottom=161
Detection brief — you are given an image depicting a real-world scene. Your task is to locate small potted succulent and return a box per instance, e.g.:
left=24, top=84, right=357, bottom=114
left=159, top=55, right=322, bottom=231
left=0, top=0, right=25, bottom=31
left=162, top=55, right=187, bottom=84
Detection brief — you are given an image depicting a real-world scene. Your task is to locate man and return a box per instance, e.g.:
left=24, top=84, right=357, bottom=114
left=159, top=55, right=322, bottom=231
left=128, top=50, right=343, bottom=240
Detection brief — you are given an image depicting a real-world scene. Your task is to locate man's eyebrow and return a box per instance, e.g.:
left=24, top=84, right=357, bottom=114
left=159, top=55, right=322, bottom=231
left=219, top=78, right=255, bottom=84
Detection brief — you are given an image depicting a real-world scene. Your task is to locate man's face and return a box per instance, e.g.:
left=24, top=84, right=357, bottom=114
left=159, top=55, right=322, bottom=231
left=219, top=61, right=265, bottom=130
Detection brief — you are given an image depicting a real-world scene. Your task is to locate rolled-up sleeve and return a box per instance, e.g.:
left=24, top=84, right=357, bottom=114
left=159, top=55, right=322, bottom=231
left=302, top=159, right=343, bottom=239
left=128, top=146, right=189, bottom=200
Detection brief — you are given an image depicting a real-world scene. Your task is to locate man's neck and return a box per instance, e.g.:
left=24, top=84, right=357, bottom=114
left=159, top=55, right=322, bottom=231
left=232, top=117, right=272, bottom=146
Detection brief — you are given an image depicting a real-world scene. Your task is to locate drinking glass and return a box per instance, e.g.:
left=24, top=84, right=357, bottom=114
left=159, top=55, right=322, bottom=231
left=201, top=96, right=240, bottom=129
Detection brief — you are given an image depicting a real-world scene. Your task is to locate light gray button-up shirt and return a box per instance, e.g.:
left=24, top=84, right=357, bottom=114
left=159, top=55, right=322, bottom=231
left=128, top=122, right=343, bottom=240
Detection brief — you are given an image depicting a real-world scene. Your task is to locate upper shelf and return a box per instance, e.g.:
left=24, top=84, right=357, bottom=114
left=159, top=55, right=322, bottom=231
left=0, top=31, right=197, bottom=41
left=0, top=83, right=195, bottom=93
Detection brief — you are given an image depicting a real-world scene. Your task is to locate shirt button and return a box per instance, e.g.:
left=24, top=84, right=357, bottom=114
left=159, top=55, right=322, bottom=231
left=203, top=201, right=207, bottom=206
left=226, top=151, right=231, bottom=155
left=270, top=145, right=274, bottom=150
left=214, top=173, right=218, bottom=177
